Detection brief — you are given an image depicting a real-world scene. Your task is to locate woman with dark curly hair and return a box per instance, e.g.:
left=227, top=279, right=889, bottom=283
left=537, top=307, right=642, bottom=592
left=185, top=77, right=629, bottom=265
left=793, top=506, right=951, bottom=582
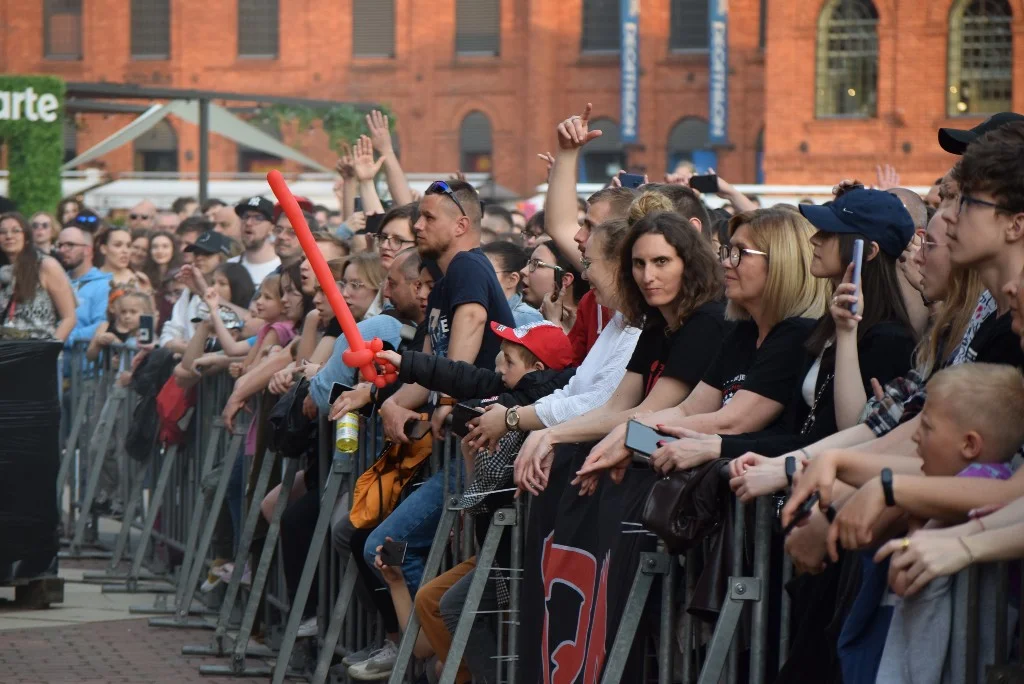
left=516, top=207, right=729, bottom=469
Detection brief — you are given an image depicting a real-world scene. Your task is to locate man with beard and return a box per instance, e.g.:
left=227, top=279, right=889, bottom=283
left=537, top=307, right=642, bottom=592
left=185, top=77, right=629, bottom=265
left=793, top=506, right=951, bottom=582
left=231, top=196, right=281, bottom=285
left=58, top=225, right=112, bottom=361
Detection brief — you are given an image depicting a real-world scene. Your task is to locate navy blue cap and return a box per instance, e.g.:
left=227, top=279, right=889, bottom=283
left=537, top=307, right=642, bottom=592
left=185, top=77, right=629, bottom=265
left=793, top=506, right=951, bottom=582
left=938, top=112, right=1024, bottom=155
left=798, top=189, right=914, bottom=258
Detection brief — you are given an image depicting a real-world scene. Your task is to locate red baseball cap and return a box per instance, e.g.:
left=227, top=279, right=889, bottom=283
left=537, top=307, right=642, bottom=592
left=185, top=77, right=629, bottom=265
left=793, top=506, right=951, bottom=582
left=273, top=195, right=315, bottom=223
left=490, top=320, right=574, bottom=371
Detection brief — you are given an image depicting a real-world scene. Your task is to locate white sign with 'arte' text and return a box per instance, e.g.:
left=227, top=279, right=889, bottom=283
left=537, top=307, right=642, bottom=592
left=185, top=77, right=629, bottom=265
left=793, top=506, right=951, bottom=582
left=0, top=87, right=60, bottom=123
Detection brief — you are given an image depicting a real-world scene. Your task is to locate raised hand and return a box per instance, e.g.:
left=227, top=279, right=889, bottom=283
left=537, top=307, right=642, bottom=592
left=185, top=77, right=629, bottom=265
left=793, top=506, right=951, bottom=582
left=335, top=142, right=356, bottom=181
left=353, top=135, right=385, bottom=182
left=556, top=103, right=604, bottom=151
left=537, top=152, right=556, bottom=182
left=875, top=163, right=901, bottom=191
left=202, top=286, right=221, bottom=310
left=366, top=110, right=394, bottom=156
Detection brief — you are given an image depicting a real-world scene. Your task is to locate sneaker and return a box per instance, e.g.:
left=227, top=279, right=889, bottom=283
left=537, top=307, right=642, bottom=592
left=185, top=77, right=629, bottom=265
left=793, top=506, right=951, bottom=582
left=200, top=558, right=230, bottom=593
left=297, top=616, right=318, bottom=638
left=341, top=643, right=379, bottom=666
left=347, top=640, right=398, bottom=680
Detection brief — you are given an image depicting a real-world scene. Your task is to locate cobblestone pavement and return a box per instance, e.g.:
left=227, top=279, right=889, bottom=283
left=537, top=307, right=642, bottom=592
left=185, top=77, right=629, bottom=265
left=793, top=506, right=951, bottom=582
left=0, top=617, right=259, bottom=683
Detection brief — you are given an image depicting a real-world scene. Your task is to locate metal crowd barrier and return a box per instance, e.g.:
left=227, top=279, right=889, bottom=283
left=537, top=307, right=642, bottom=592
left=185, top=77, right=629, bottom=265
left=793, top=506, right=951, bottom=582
left=56, top=344, right=1024, bottom=683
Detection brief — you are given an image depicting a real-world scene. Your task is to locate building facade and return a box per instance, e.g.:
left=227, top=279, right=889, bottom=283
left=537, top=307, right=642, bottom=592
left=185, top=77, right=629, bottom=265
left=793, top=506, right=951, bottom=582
left=0, top=0, right=1019, bottom=195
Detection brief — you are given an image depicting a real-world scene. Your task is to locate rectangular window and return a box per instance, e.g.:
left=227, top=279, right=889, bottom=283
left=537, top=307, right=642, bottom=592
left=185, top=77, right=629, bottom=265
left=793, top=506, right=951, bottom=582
left=44, top=0, right=83, bottom=60
left=131, top=0, right=170, bottom=59
left=670, top=0, right=709, bottom=52
left=456, top=0, right=500, bottom=56
left=238, top=0, right=279, bottom=58
left=353, top=0, right=395, bottom=58
left=581, top=0, right=620, bottom=53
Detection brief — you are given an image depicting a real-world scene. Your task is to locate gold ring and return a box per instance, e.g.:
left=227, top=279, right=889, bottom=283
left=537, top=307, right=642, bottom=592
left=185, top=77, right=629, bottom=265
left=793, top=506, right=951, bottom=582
left=901, top=537, right=910, bottom=550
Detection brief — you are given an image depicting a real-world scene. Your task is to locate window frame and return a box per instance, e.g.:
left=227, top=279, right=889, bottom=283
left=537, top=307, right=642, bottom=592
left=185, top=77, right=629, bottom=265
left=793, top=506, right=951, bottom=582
left=353, top=0, right=396, bottom=59
left=946, top=0, right=1013, bottom=117
left=43, top=0, right=83, bottom=61
left=237, top=0, right=280, bottom=60
left=669, top=0, right=710, bottom=54
left=455, top=0, right=501, bottom=57
left=580, top=0, right=621, bottom=54
left=130, top=0, right=171, bottom=61
left=814, top=0, right=880, bottom=119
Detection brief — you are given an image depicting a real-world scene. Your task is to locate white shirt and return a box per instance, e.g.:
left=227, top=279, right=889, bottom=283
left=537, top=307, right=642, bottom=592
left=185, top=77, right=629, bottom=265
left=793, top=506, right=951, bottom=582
left=228, top=254, right=281, bottom=286
left=158, top=289, right=203, bottom=346
left=534, top=312, right=641, bottom=427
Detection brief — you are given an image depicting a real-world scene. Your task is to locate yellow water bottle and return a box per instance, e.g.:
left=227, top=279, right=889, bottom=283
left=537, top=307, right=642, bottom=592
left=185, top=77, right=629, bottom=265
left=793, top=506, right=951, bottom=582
left=335, top=412, right=360, bottom=453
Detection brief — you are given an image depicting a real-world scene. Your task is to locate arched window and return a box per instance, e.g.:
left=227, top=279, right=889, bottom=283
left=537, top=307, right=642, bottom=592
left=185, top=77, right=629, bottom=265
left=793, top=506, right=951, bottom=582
left=580, top=118, right=624, bottom=183
left=948, top=0, right=1012, bottom=116
left=666, top=117, right=716, bottom=175
left=815, top=0, right=878, bottom=118
left=238, top=119, right=283, bottom=173
left=134, top=119, right=178, bottom=172
left=460, top=112, right=493, bottom=174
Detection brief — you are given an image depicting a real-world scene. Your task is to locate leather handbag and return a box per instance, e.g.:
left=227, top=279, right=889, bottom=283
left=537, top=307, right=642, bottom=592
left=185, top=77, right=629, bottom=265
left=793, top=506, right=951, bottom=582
left=266, top=377, right=314, bottom=457
left=641, top=459, right=728, bottom=554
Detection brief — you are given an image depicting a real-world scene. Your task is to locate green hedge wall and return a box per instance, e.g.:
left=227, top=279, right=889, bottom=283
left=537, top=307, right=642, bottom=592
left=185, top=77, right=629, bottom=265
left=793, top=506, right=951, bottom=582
left=0, top=75, right=65, bottom=216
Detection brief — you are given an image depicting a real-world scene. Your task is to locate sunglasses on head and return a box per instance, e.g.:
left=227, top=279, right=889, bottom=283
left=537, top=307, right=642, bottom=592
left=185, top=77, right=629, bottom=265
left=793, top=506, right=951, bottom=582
left=426, top=181, right=468, bottom=218
left=75, top=214, right=98, bottom=224
left=130, top=213, right=151, bottom=220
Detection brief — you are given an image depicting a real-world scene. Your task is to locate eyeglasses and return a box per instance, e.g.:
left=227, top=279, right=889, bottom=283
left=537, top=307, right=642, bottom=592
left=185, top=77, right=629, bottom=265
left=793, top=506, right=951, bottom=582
left=953, top=193, right=1019, bottom=218
left=527, top=258, right=559, bottom=273
left=56, top=241, right=89, bottom=250
left=921, top=238, right=944, bottom=252
left=339, top=279, right=372, bottom=292
left=720, top=244, right=769, bottom=267
left=425, top=180, right=467, bottom=217
left=378, top=233, right=416, bottom=249
left=129, top=213, right=151, bottom=221
left=272, top=225, right=295, bottom=237
left=31, top=221, right=51, bottom=229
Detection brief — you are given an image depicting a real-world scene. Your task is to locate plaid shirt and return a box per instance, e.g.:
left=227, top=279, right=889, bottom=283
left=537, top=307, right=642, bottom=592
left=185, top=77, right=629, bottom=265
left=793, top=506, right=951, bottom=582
left=452, top=430, right=527, bottom=608
left=863, top=291, right=997, bottom=437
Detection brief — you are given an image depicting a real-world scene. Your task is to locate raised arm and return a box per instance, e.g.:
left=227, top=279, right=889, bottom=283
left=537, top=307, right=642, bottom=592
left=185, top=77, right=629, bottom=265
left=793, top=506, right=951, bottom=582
left=367, top=110, right=413, bottom=206
left=352, top=135, right=386, bottom=216
left=544, top=103, right=605, bottom=272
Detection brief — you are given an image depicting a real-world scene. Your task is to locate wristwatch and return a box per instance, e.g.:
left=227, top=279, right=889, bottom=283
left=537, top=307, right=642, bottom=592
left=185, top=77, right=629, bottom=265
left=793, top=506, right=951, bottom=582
left=880, top=467, right=896, bottom=506
left=505, top=406, right=521, bottom=431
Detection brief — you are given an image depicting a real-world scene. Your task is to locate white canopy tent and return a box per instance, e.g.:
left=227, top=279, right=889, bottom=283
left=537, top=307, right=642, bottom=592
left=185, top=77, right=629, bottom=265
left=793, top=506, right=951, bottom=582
left=62, top=101, right=331, bottom=173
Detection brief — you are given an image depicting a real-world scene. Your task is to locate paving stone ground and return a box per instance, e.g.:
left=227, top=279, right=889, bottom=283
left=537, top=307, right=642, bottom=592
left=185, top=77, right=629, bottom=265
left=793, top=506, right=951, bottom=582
left=0, top=617, right=253, bottom=683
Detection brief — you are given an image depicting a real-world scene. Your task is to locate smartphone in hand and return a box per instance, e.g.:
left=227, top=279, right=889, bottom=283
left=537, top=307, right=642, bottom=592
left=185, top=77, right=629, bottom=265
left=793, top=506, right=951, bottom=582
left=850, top=239, right=864, bottom=316
left=451, top=403, right=485, bottom=438
left=380, top=539, right=408, bottom=567
left=689, top=174, right=720, bottom=194
left=138, top=314, right=154, bottom=345
left=620, top=173, right=646, bottom=189
left=624, top=420, right=678, bottom=462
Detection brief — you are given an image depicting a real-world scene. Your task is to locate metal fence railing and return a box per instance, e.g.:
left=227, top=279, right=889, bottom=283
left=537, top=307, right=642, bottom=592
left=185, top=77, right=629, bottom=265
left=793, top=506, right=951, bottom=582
left=48, top=339, right=1023, bottom=683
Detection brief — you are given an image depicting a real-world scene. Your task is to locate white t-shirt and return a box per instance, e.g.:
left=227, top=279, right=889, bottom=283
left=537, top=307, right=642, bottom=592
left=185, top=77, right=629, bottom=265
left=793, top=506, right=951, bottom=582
left=228, top=254, right=281, bottom=286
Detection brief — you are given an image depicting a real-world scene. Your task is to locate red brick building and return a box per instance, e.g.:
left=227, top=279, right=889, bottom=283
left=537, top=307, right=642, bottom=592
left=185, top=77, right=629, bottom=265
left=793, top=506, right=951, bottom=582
left=0, top=0, right=1019, bottom=195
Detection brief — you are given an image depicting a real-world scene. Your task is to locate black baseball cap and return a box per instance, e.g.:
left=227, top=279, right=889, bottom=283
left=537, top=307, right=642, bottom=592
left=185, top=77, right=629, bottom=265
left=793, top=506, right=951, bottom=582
left=184, top=230, right=232, bottom=256
left=799, top=188, right=914, bottom=258
left=938, top=112, right=1024, bottom=155
left=234, top=196, right=274, bottom=222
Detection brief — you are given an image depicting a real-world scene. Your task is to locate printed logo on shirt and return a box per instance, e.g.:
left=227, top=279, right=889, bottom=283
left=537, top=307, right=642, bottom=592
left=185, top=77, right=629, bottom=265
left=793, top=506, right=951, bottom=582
left=646, top=359, right=665, bottom=396
left=428, top=307, right=451, bottom=358
left=721, top=374, right=745, bottom=406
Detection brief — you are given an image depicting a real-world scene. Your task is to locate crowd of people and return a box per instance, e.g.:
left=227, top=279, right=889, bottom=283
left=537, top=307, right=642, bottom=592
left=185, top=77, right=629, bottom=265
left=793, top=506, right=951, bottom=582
left=7, top=103, right=1024, bottom=684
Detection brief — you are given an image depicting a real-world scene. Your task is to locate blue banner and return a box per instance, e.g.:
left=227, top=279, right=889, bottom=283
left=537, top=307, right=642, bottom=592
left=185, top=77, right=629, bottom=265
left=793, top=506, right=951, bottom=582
left=620, top=0, right=640, bottom=144
left=708, top=0, right=729, bottom=145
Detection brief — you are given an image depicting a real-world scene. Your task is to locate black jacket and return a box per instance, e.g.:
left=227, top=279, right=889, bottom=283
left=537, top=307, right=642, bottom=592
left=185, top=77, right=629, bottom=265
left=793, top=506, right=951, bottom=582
left=397, top=350, right=576, bottom=407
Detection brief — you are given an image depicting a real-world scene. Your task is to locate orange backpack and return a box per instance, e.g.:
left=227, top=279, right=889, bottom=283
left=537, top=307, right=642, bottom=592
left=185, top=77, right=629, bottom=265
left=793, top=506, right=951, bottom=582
left=349, top=433, right=434, bottom=529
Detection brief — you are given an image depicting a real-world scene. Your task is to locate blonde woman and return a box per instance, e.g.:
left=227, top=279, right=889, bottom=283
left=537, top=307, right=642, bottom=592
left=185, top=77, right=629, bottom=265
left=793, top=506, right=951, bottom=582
left=29, top=212, right=60, bottom=255
left=576, top=207, right=830, bottom=484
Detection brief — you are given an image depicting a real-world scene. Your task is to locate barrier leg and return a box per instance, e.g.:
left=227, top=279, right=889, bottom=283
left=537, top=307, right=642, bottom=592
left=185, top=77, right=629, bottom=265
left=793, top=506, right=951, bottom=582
left=104, top=444, right=180, bottom=595
left=439, top=507, right=514, bottom=684
left=270, top=459, right=347, bottom=683
left=310, top=556, right=358, bottom=684
left=387, top=501, right=459, bottom=684
left=749, top=497, right=771, bottom=684
left=697, top=577, right=762, bottom=684
left=57, top=378, right=91, bottom=506
left=599, top=549, right=672, bottom=684
left=658, top=546, right=676, bottom=684
left=81, top=458, right=158, bottom=582
left=199, top=458, right=300, bottom=678
left=67, top=391, right=122, bottom=556
left=506, top=497, right=524, bottom=684
left=151, top=433, right=242, bottom=628
left=183, top=444, right=277, bottom=656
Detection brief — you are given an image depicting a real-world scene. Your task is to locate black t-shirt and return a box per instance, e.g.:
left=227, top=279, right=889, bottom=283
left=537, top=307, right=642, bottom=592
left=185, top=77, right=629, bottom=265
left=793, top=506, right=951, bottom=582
left=426, top=248, right=514, bottom=371
left=702, top=317, right=817, bottom=406
left=625, top=301, right=729, bottom=397
left=324, top=318, right=342, bottom=338
left=964, top=310, right=1024, bottom=368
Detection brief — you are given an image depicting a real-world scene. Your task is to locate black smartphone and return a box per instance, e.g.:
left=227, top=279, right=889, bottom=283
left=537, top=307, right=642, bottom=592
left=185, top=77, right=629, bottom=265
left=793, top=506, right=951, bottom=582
left=329, top=382, right=355, bottom=405
left=782, top=492, right=821, bottom=536
left=689, top=174, right=720, bottom=194
left=138, top=314, right=154, bottom=345
left=405, top=414, right=431, bottom=441
left=380, top=539, right=408, bottom=567
left=353, top=196, right=363, bottom=213
left=620, top=173, right=646, bottom=189
left=624, top=420, right=678, bottom=461
left=365, top=213, right=384, bottom=236
left=450, top=403, right=485, bottom=438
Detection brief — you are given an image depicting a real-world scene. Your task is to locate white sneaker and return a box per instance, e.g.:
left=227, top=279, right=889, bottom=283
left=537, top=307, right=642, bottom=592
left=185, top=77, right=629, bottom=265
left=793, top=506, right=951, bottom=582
left=341, top=642, right=378, bottom=665
left=297, top=616, right=318, bottom=638
left=347, top=639, right=398, bottom=680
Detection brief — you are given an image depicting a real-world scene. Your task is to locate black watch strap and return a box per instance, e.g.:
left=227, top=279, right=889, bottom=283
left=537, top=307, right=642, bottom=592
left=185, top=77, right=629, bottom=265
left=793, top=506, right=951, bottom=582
left=880, top=467, right=896, bottom=506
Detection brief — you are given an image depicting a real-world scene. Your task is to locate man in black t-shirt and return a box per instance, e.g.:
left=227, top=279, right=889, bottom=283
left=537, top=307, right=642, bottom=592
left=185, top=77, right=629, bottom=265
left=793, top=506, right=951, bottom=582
left=380, top=179, right=515, bottom=441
